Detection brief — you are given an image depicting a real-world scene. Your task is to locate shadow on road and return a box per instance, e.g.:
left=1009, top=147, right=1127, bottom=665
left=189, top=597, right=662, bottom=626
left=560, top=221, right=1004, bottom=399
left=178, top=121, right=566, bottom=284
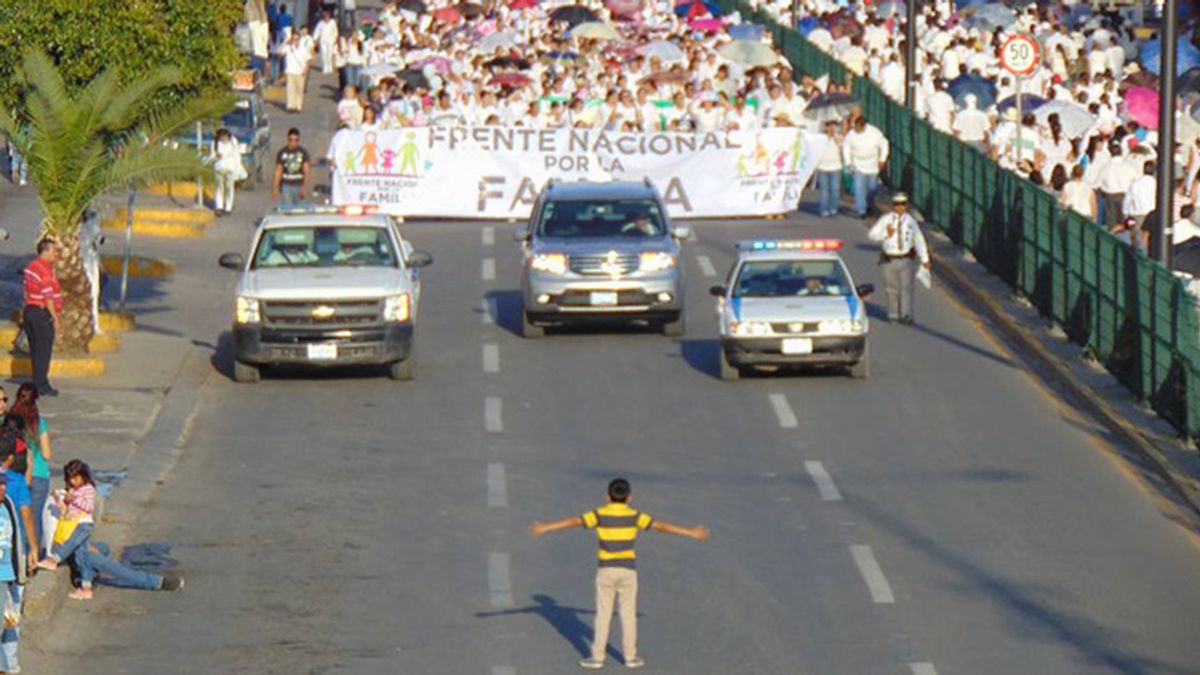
left=476, top=593, right=628, bottom=661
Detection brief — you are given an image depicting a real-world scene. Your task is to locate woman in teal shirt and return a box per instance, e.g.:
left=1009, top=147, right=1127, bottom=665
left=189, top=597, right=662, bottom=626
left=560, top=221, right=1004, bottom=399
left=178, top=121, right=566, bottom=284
left=10, top=384, right=49, bottom=555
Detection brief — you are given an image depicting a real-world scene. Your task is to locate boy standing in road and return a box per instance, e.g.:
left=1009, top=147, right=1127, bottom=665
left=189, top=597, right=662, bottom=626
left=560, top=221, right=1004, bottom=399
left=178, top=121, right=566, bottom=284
left=530, top=478, right=710, bottom=670
left=273, top=128, right=311, bottom=207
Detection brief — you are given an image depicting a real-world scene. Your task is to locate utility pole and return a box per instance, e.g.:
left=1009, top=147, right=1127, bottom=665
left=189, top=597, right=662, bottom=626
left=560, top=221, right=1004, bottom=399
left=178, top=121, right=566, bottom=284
left=1156, top=0, right=1176, bottom=266
left=905, top=0, right=917, bottom=110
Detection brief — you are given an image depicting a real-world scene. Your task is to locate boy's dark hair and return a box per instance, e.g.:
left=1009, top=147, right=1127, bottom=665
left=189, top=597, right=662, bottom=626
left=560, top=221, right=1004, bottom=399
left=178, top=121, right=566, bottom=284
left=607, top=478, right=631, bottom=503
left=287, top=127, right=301, bottom=137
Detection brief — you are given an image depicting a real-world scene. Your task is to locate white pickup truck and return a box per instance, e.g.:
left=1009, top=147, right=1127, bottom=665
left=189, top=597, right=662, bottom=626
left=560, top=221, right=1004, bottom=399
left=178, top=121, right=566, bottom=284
left=218, top=206, right=432, bottom=382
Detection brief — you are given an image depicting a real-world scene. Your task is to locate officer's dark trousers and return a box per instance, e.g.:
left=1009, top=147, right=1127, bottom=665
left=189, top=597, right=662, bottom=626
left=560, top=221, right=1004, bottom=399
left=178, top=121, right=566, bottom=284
left=23, top=306, right=54, bottom=393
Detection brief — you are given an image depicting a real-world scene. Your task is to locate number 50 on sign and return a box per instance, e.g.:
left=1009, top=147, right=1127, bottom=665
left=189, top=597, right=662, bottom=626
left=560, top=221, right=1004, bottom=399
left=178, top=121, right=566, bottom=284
left=999, top=33, right=1041, bottom=76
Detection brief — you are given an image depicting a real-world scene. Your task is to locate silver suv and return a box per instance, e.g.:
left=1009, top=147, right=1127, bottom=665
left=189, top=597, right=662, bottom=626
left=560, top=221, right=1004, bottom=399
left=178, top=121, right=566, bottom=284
left=516, top=180, right=689, bottom=338
left=218, top=206, right=432, bottom=382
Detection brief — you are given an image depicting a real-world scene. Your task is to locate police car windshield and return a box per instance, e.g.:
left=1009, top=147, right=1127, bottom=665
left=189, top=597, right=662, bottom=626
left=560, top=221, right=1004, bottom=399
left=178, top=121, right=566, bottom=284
left=538, top=199, right=666, bottom=239
left=252, top=226, right=398, bottom=269
left=733, top=260, right=851, bottom=298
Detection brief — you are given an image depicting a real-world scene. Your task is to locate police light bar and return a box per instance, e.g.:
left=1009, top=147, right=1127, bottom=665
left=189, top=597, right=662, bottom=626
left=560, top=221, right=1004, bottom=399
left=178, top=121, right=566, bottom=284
left=339, top=205, right=378, bottom=216
left=736, top=239, right=844, bottom=251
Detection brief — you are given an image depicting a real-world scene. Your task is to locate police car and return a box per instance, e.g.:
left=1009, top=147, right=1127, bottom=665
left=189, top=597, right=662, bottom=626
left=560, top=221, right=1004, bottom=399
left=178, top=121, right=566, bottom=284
left=709, top=239, right=873, bottom=380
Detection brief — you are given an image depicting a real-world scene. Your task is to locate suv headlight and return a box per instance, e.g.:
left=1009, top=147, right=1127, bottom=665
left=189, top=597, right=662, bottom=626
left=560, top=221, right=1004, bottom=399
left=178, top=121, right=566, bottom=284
left=530, top=252, right=567, bottom=275
left=818, top=319, right=866, bottom=334
left=384, top=293, right=411, bottom=322
left=731, top=321, right=772, bottom=337
left=235, top=296, right=260, bottom=324
left=639, top=251, right=676, bottom=272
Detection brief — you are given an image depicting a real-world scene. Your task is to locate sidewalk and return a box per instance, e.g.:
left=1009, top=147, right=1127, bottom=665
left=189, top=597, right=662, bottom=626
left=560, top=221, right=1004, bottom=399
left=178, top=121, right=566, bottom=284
left=0, top=64, right=345, bottom=632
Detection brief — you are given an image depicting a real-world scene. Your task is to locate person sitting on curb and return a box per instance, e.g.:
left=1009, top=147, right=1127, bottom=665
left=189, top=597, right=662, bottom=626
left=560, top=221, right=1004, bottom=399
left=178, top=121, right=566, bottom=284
left=68, top=541, right=183, bottom=600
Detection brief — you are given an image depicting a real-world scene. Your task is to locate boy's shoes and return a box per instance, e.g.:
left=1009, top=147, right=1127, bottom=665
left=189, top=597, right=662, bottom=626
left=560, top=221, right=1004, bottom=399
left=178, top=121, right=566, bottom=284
left=625, top=657, right=645, bottom=669
left=579, top=658, right=605, bottom=669
left=160, top=575, right=185, bottom=591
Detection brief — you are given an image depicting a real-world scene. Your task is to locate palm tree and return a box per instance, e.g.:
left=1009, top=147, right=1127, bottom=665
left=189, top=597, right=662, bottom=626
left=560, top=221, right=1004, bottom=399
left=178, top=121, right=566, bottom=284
left=0, top=50, right=231, bottom=353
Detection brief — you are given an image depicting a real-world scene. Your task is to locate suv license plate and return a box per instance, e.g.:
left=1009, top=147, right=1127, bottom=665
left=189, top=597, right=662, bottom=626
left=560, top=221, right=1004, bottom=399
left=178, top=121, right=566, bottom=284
left=781, top=338, right=813, bottom=355
left=590, top=292, right=619, bottom=306
left=307, top=343, right=338, bottom=360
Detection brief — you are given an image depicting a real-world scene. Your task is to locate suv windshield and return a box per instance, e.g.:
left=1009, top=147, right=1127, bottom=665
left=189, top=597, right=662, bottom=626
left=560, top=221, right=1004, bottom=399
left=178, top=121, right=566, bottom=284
left=222, top=101, right=254, bottom=129
left=538, top=199, right=666, bottom=238
left=733, top=260, right=851, bottom=298
left=252, top=226, right=397, bottom=269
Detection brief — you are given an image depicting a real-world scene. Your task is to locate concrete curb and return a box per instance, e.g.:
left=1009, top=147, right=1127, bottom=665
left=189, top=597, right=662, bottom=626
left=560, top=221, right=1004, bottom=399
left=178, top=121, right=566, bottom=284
left=112, top=208, right=214, bottom=225
left=144, top=182, right=211, bottom=200
left=100, top=255, right=176, bottom=279
left=0, top=326, right=120, bottom=355
left=928, top=242, right=1200, bottom=516
left=0, top=354, right=106, bottom=377
left=100, top=218, right=206, bottom=239
left=99, top=311, right=136, bottom=333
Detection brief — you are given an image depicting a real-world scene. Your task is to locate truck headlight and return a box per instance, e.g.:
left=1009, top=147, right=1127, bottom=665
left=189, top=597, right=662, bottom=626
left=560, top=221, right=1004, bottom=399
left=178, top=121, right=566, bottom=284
left=818, top=319, right=865, bottom=334
left=384, top=293, right=411, bottom=322
left=639, top=252, right=676, bottom=272
left=731, top=321, right=772, bottom=337
left=235, top=296, right=260, bottom=324
left=529, top=253, right=567, bottom=275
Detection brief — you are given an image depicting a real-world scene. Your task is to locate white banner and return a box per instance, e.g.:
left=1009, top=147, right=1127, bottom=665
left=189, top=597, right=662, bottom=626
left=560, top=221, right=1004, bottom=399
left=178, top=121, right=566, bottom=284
left=329, top=126, right=827, bottom=219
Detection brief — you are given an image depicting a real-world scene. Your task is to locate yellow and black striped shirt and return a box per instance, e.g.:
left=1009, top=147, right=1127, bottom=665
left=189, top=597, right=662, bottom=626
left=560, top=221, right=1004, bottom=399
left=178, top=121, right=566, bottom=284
left=582, top=503, right=654, bottom=569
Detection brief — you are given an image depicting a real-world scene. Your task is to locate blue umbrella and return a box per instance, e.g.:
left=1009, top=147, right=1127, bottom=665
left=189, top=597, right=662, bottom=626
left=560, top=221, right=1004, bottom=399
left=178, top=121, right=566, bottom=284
left=947, top=73, right=997, bottom=109
left=796, top=16, right=820, bottom=35
left=996, top=94, right=1048, bottom=116
left=728, top=23, right=765, bottom=41
left=954, top=0, right=988, bottom=7
left=1140, top=37, right=1200, bottom=77
left=963, top=3, right=1016, bottom=30
left=673, top=0, right=722, bottom=16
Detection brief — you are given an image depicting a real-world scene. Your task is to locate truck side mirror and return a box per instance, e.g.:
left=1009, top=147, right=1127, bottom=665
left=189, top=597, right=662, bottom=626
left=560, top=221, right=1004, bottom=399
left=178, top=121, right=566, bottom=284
left=219, top=253, right=245, bottom=270
left=856, top=283, right=875, bottom=299
left=709, top=284, right=727, bottom=297
left=673, top=225, right=692, bottom=240
left=407, top=250, right=434, bottom=268
left=513, top=226, right=530, bottom=242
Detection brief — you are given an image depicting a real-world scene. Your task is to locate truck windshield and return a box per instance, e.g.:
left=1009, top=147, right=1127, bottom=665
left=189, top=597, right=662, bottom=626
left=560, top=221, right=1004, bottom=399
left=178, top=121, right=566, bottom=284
left=733, top=260, right=851, bottom=298
left=537, top=199, right=666, bottom=239
left=252, top=226, right=397, bottom=269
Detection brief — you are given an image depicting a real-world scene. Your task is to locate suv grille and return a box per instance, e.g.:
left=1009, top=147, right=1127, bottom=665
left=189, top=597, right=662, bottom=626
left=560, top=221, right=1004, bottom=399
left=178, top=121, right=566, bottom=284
left=570, top=253, right=639, bottom=276
left=263, top=299, right=383, bottom=328
left=770, top=322, right=820, bottom=335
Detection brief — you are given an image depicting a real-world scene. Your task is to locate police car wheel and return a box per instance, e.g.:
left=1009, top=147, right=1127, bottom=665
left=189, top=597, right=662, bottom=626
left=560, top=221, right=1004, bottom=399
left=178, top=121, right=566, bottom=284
left=850, top=342, right=870, bottom=379
left=521, top=312, right=545, bottom=339
left=718, top=352, right=740, bottom=381
left=389, top=355, right=415, bottom=381
left=661, top=314, right=685, bottom=337
left=233, top=359, right=260, bottom=383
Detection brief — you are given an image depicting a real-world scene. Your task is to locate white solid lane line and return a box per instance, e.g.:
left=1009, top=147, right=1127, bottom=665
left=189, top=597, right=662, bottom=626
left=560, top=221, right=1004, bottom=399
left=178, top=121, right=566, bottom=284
left=492, top=668, right=517, bottom=675
left=482, top=297, right=495, bottom=325
left=488, top=552, right=515, bottom=608
left=768, top=393, right=798, bottom=429
left=482, top=257, right=496, bottom=281
left=487, top=462, right=508, bottom=508
left=909, top=663, right=938, bottom=675
left=482, top=226, right=496, bottom=246
left=483, top=344, right=500, bottom=373
left=850, top=545, right=895, bottom=604
left=696, top=254, right=717, bottom=278
left=485, top=397, right=503, bottom=433
left=804, top=461, right=843, bottom=501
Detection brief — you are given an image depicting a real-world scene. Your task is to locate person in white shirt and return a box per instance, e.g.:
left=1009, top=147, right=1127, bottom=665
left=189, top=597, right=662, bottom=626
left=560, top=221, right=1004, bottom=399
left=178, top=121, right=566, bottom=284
left=1096, top=143, right=1138, bottom=226
left=879, top=54, right=905, bottom=103
left=314, top=11, right=340, bottom=75
left=955, top=94, right=988, bottom=151
left=280, top=34, right=310, bottom=113
left=868, top=193, right=931, bottom=324
left=1060, top=164, right=1097, bottom=220
left=842, top=116, right=890, bottom=217
left=1173, top=204, right=1200, bottom=247
left=1123, top=160, right=1158, bottom=226
left=839, top=37, right=868, bottom=76
left=808, top=26, right=834, bottom=53
left=925, top=82, right=955, bottom=135
left=336, top=85, right=365, bottom=130
left=815, top=120, right=843, bottom=217
left=210, top=128, right=245, bottom=215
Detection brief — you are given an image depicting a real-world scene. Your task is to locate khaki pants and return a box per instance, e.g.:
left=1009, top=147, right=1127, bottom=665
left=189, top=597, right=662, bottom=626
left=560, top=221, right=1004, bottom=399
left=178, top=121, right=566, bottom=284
left=286, top=73, right=305, bottom=111
left=592, top=567, right=638, bottom=662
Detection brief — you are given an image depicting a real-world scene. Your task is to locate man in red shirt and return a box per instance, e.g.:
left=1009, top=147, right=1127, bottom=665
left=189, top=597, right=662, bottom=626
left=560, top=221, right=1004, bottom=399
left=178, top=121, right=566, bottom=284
left=22, top=239, right=61, bottom=397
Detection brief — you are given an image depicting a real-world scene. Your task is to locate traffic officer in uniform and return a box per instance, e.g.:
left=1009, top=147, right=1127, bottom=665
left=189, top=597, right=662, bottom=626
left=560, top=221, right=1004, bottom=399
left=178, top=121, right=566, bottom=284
left=868, top=193, right=930, bottom=325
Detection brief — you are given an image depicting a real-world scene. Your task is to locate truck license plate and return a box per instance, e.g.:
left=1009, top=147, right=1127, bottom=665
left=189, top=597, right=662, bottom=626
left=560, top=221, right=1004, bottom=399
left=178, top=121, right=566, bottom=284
left=307, top=343, right=338, bottom=360
left=590, top=292, right=619, bottom=306
left=781, top=338, right=813, bottom=355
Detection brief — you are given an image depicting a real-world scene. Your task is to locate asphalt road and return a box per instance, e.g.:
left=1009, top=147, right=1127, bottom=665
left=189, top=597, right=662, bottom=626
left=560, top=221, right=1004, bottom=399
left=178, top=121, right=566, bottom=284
left=21, top=195, right=1200, bottom=674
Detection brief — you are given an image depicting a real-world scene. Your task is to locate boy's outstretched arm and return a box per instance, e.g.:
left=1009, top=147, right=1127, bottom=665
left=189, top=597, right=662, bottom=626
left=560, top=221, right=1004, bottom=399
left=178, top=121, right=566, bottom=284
left=530, top=516, right=584, bottom=538
left=652, top=520, right=711, bottom=541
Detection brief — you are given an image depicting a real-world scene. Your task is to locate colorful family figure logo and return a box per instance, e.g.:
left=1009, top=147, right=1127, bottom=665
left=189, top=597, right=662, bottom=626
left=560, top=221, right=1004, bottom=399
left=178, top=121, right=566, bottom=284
left=736, top=132, right=808, bottom=178
left=341, top=131, right=426, bottom=177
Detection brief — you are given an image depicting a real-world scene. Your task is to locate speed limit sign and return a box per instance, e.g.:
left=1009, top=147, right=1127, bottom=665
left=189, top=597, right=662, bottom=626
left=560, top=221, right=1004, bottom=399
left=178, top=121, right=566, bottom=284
left=999, top=34, right=1041, bottom=76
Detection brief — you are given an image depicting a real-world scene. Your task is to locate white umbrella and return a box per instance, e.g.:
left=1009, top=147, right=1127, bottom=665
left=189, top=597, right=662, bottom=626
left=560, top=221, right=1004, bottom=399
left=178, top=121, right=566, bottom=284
left=1033, top=100, right=1095, bottom=139
left=717, top=40, right=778, bottom=67
left=571, top=21, right=622, bottom=41
left=639, top=39, right=686, bottom=62
left=475, top=29, right=517, bottom=53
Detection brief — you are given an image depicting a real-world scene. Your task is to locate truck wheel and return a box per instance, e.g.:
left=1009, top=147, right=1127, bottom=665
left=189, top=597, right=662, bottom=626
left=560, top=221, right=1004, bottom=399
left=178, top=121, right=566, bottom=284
left=719, top=351, right=740, bottom=381
left=850, top=342, right=870, bottom=379
left=521, top=312, right=545, bottom=339
left=389, top=355, right=415, bottom=381
left=233, top=360, right=260, bottom=383
left=662, top=314, right=685, bottom=337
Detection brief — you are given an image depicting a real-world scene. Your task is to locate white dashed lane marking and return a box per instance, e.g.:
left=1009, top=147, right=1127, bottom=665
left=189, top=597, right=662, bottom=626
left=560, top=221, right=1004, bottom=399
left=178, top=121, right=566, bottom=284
left=485, top=397, right=503, bottom=433
left=487, top=462, right=508, bottom=508
left=696, top=254, right=717, bottom=277
left=482, top=226, right=495, bottom=246
left=768, top=393, right=798, bottom=428
left=488, top=552, right=515, bottom=608
left=483, top=344, right=500, bottom=373
left=482, top=257, right=496, bottom=281
left=850, top=545, right=895, bottom=604
left=909, top=663, right=938, bottom=675
left=804, top=461, right=843, bottom=501
left=482, top=297, right=495, bottom=325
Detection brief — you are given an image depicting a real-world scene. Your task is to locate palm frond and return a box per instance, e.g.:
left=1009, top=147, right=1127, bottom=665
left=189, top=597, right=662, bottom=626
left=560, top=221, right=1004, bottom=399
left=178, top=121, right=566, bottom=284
left=136, top=92, right=234, bottom=143
left=97, top=67, right=182, bottom=131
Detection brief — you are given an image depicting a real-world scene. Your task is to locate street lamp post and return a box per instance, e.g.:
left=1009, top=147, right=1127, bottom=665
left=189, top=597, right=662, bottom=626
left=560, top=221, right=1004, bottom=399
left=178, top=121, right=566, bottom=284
left=1155, top=0, right=1177, bottom=266
left=905, top=0, right=917, bottom=110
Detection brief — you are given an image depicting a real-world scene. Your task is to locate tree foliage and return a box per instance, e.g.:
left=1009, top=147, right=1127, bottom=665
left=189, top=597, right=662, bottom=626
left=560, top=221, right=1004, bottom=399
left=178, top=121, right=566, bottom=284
left=0, top=0, right=245, bottom=113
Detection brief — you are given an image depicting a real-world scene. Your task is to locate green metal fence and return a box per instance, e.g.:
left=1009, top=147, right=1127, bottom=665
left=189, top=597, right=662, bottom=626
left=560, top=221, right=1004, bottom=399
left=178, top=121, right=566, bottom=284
left=720, top=0, right=1200, bottom=438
